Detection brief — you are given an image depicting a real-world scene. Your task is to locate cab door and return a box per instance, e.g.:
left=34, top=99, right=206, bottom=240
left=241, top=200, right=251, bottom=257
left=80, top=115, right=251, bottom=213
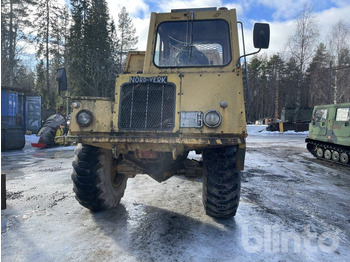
left=333, top=106, right=350, bottom=138
left=311, top=107, right=328, bottom=137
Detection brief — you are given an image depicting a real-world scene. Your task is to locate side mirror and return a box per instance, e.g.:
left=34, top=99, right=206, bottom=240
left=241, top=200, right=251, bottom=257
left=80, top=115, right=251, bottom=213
left=56, top=68, right=67, bottom=94
left=253, top=23, right=270, bottom=49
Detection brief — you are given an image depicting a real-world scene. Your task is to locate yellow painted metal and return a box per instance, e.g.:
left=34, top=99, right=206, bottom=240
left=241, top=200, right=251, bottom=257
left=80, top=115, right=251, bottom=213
left=56, top=134, right=244, bottom=153
left=143, top=9, right=240, bottom=75
left=55, top=127, right=64, bottom=145
left=123, top=51, right=146, bottom=73
left=113, top=71, right=246, bottom=136
left=179, top=72, right=246, bottom=135
left=70, top=97, right=113, bottom=133
left=58, top=8, right=247, bottom=165
left=279, top=122, right=284, bottom=132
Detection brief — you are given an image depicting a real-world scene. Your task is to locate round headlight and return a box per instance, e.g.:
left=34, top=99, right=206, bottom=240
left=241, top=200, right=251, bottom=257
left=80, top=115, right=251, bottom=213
left=72, top=102, right=81, bottom=109
left=76, top=110, right=93, bottom=127
left=204, top=110, right=222, bottom=128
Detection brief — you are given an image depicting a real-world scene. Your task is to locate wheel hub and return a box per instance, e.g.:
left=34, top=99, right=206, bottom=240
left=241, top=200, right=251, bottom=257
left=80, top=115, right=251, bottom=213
left=324, top=149, right=332, bottom=160
left=316, top=148, right=323, bottom=158
left=112, top=173, right=125, bottom=188
left=340, top=153, right=349, bottom=164
left=332, top=151, right=340, bottom=162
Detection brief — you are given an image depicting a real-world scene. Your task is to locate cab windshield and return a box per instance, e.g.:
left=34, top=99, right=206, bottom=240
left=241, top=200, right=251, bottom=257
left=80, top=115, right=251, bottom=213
left=154, top=19, right=231, bottom=67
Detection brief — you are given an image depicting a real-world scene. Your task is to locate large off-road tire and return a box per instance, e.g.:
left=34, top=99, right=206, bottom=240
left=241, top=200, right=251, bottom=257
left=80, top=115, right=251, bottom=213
left=202, top=146, right=241, bottom=218
left=72, top=144, right=127, bottom=211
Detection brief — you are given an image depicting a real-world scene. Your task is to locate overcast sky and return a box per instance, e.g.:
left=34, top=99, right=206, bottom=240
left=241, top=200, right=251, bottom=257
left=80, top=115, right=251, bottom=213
left=101, top=0, right=350, bottom=57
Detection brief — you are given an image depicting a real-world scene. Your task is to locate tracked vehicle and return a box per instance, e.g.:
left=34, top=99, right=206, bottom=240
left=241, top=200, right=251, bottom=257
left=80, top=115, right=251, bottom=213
left=306, top=103, right=350, bottom=166
left=56, top=7, right=270, bottom=218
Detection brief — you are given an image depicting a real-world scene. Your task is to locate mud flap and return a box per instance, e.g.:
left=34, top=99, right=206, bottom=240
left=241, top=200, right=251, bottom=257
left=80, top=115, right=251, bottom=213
left=236, top=144, right=246, bottom=171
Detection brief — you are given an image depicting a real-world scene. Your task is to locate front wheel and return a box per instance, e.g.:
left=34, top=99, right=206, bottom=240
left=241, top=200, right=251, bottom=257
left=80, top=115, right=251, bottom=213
left=202, top=146, right=241, bottom=218
left=72, top=144, right=127, bottom=211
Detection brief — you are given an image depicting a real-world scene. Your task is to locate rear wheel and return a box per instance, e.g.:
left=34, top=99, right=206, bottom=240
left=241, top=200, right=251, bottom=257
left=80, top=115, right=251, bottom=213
left=324, top=149, right=332, bottom=160
left=72, top=144, right=127, bottom=211
left=202, top=146, right=241, bottom=218
left=332, top=151, right=340, bottom=162
left=316, top=148, right=323, bottom=158
left=340, top=153, right=349, bottom=164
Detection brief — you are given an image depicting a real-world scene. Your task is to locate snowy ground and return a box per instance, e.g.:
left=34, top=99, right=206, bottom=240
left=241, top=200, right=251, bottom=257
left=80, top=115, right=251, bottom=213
left=1, top=126, right=349, bottom=262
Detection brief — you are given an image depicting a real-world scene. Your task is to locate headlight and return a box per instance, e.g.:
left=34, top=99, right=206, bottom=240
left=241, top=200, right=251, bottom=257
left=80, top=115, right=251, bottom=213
left=76, top=110, right=93, bottom=127
left=72, top=102, right=81, bottom=109
left=204, top=110, right=222, bottom=128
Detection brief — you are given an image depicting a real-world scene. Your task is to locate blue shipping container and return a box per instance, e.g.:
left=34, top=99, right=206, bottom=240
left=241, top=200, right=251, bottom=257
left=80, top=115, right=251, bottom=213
left=8, top=92, right=18, bottom=116
left=1, top=90, right=18, bottom=117
left=1, top=90, right=9, bottom=116
left=1, top=90, right=24, bottom=129
left=1, top=90, right=26, bottom=151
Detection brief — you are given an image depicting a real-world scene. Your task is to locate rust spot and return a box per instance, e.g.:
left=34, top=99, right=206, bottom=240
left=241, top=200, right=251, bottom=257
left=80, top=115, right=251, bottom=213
left=136, top=151, right=159, bottom=159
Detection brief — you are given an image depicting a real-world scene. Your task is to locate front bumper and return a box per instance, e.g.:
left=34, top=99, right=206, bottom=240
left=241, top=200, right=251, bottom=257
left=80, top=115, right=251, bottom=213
left=55, top=133, right=246, bottom=148
left=55, top=133, right=246, bottom=170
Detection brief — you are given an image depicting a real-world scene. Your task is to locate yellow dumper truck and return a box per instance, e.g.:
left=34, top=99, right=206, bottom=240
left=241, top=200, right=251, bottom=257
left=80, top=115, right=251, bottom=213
left=56, top=7, right=270, bottom=218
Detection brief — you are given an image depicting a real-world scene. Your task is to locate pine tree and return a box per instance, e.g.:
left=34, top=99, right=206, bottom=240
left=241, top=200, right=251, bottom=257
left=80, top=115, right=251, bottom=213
left=1, top=0, right=36, bottom=89
left=246, top=56, right=263, bottom=121
left=66, top=0, right=89, bottom=96
left=266, top=54, right=285, bottom=118
left=85, top=0, right=116, bottom=97
left=50, top=5, right=70, bottom=70
left=35, top=60, right=48, bottom=107
left=34, top=0, right=63, bottom=91
left=246, top=55, right=270, bottom=121
left=66, top=0, right=119, bottom=97
left=33, top=0, right=70, bottom=109
left=334, top=47, right=350, bottom=103
left=283, top=57, right=302, bottom=109
left=306, top=43, right=330, bottom=106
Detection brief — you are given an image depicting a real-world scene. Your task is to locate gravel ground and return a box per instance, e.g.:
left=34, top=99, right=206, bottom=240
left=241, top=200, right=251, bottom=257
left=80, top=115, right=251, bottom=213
left=1, top=127, right=349, bottom=262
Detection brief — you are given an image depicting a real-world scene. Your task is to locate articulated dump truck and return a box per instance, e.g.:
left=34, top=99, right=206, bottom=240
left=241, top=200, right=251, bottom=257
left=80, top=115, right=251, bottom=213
left=306, top=103, right=350, bottom=166
left=56, top=7, right=270, bottom=218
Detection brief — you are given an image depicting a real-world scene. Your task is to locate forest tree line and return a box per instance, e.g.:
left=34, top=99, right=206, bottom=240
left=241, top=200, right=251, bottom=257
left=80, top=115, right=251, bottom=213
left=2, top=0, right=137, bottom=111
left=1, top=2, right=350, bottom=121
left=244, top=5, right=350, bottom=122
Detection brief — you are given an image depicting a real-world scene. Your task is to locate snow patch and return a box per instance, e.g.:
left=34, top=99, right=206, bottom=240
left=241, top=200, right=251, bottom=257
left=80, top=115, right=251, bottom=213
left=187, top=151, right=202, bottom=161
left=247, top=125, right=309, bottom=136
left=25, top=134, right=40, bottom=143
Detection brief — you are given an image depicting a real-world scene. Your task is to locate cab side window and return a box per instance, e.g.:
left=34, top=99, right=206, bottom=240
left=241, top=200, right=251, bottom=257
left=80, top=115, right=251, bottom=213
left=314, top=108, right=328, bottom=122
left=335, top=107, right=350, bottom=122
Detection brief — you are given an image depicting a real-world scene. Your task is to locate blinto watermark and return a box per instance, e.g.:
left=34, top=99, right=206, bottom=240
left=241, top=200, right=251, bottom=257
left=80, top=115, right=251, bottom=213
left=241, top=224, right=340, bottom=253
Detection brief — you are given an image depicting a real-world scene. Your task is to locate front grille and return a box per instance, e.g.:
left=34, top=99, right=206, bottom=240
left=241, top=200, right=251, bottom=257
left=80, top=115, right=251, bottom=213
left=119, top=82, right=176, bottom=130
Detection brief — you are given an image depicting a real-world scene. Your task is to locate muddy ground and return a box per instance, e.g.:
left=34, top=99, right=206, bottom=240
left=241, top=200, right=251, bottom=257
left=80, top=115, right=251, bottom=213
left=1, top=128, right=350, bottom=262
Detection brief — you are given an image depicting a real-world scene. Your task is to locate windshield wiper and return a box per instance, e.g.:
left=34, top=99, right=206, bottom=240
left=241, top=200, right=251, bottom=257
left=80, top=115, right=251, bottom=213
left=185, top=11, right=194, bottom=60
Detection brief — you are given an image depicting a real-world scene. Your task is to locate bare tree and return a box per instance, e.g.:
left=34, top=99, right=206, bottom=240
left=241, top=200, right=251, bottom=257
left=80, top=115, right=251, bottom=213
left=287, top=4, right=319, bottom=111
left=117, top=7, right=138, bottom=73
left=327, top=20, right=350, bottom=104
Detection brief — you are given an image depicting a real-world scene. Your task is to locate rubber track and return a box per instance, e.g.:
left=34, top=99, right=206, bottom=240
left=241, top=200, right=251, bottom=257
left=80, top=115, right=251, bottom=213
left=202, top=146, right=241, bottom=218
left=306, top=139, right=350, bottom=167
